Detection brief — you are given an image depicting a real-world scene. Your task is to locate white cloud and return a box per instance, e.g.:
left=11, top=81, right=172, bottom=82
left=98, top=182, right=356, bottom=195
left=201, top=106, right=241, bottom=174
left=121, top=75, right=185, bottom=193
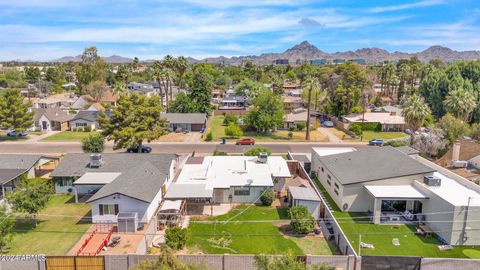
left=369, top=0, right=444, bottom=13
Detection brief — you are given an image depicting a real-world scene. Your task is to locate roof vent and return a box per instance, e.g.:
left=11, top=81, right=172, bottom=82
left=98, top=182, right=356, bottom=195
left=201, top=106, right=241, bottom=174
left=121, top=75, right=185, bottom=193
left=424, top=175, right=441, bottom=186
left=89, top=153, right=103, bottom=168
left=258, top=152, right=268, bottom=163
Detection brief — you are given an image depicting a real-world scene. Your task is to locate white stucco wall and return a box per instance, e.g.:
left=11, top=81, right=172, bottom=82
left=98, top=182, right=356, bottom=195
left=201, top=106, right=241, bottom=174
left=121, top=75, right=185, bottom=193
left=70, top=119, right=96, bottom=130
left=90, top=194, right=151, bottom=223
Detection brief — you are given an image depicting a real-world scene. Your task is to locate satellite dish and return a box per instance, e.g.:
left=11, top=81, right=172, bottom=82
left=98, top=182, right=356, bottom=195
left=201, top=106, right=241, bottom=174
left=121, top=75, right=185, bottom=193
left=246, top=179, right=253, bottom=185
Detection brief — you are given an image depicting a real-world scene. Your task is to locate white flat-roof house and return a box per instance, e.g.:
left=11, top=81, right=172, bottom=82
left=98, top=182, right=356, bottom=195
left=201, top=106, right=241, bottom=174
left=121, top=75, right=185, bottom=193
left=342, top=112, right=405, bottom=132
left=311, top=146, right=480, bottom=245
left=51, top=153, right=177, bottom=226
left=165, top=155, right=291, bottom=204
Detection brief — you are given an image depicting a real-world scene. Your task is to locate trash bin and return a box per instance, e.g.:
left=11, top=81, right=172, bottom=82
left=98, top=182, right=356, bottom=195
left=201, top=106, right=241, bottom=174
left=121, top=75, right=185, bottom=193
left=221, top=138, right=226, bottom=144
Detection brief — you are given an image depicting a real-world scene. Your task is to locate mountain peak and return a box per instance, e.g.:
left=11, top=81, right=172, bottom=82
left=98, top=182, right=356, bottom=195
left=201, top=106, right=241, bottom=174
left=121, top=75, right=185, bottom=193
left=284, top=40, right=324, bottom=56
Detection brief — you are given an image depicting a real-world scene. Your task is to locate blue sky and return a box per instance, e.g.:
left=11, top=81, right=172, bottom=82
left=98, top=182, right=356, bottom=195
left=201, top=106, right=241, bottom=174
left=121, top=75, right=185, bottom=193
left=1, top=0, right=479, bottom=61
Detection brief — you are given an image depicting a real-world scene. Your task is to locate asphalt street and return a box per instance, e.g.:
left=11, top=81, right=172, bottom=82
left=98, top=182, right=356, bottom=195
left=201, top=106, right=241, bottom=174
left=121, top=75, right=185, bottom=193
left=0, top=141, right=368, bottom=155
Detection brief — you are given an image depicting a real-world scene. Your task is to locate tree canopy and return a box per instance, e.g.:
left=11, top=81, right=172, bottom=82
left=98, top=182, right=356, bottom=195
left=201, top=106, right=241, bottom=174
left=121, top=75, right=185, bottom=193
left=245, top=91, right=284, bottom=133
left=0, top=89, right=34, bottom=131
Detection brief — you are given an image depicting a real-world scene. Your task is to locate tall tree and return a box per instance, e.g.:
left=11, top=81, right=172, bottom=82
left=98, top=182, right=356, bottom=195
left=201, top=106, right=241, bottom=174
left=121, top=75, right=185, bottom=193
left=303, top=75, right=320, bottom=140
left=168, top=92, right=196, bottom=113
left=25, top=67, right=41, bottom=84
left=0, top=206, right=14, bottom=252
left=0, top=89, right=34, bottom=131
left=401, top=94, right=431, bottom=132
left=189, top=66, right=213, bottom=115
left=245, top=91, right=284, bottom=133
left=330, top=62, right=367, bottom=116
left=76, top=47, right=106, bottom=94
left=444, top=82, right=477, bottom=122
left=419, top=69, right=449, bottom=118
left=85, top=81, right=111, bottom=102
left=98, top=93, right=168, bottom=151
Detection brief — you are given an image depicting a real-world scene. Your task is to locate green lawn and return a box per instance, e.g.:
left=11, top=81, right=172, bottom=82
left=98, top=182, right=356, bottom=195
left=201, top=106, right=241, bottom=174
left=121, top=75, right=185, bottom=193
left=6, top=195, right=91, bottom=255
left=187, top=205, right=336, bottom=255
left=312, top=178, right=480, bottom=258
left=41, top=131, right=99, bottom=141
left=207, top=115, right=327, bottom=142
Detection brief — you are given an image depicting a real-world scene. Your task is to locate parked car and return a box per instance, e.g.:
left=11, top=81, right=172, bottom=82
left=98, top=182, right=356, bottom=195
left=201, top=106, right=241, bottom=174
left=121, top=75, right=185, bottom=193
left=368, top=139, right=384, bottom=146
left=200, top=127, right=205, bottom=134
left=236, top=138, right=255, bottom=145
left=7, top=130, right=28, bottom=137
left=322, top=121, right=334, bottom=128
left=127, top=145, right=152, bottom=153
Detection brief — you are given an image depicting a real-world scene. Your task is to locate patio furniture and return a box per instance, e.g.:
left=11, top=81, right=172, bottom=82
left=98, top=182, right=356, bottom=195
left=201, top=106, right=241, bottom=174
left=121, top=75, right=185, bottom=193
left=438, top=245, right=453, bottom=251
left=361, top=242, right=375, bottom=249
left=402, top=210, right=415, bottom=221
left=392, top=238, right=400, bottom=246
left=419, top=224, right=433, bottom=238
left=109, top=236, right=121, bottom=247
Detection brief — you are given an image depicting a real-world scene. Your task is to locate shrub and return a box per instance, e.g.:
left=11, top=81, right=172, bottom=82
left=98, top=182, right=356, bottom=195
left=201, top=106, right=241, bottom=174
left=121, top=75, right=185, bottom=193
left=224, top=123, right=243, bottom=138
left=83, top=125, right=92, bottom=132
left=386, top=140, right=407, bottom=147
left=165, top=227, right=188, bottom=250
left=348, top=123, right=363, bottom=135
left=289, top=206, right=315, bottom=234
left=288, top=131, right=293, bottom=140
left=213, top=149, right=227, bottom=156
left=296, top=122, right=306, bottom=131
left=81, top=133, right=105, bottom=153
left=289, top=125, right=297, bottom=131
left=260, top=189, right=274, bottom=206
left=244, top=146, right=272, bottom=156
left=205, top=131, right=213, bottom=141
left=223, top=115, right=238, bottom=126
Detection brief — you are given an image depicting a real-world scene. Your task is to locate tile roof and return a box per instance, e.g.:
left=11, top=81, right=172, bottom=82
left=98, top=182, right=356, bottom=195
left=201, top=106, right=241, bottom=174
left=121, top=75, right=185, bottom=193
left=33, top=108, right=74, bottom=122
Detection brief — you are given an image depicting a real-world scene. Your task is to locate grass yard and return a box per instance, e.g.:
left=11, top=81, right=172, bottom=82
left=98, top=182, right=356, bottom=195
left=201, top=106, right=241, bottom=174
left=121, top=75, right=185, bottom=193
left=156, top=132, right=189, bottom=142
left=331, top=128, right=407, bottom=142
left=6, top=195, right=91, bottom=255
left=312, top=178, right=480, bottom=258
left=187, top=205, right=336, bottom=255
left=41, top=131, right=99, bottom=141
left=207, top=115, right=327, bottom=142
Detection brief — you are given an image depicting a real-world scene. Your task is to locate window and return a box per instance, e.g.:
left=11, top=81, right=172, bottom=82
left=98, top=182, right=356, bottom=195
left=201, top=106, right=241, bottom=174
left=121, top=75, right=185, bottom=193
left=321, top=167, right=324, bottom=172
left=334, top=189, right=339, bottom=196
left=99, top=204, right=119, bottom=215
left=334, top=183, right=339, bottom=189
left=327, top=180, right=331, bottom=186
left=76, top=122, right=87, bottom=127
left=233, top=187, right=250, bottom=196
left=57, top=177, right=74, bottom=187
left=327, top=174, right=331, bottom=180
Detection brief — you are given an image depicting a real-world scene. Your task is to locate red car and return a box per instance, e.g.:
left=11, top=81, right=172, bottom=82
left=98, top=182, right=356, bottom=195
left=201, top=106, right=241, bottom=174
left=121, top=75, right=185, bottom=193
left=236, top=138, right=255, bottom=145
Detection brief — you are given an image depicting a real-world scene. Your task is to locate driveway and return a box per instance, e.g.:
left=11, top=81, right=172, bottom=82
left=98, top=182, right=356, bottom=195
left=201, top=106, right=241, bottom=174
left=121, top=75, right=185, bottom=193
left=317, top=127, right=342, bottom=143
left=25, top=131, right=60, bottom=142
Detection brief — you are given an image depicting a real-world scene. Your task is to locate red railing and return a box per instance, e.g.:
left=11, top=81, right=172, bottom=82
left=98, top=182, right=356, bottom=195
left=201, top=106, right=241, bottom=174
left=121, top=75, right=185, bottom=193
left=76, top=228, right=97, bottom=256
left=76, top=225, right=115, bottom=256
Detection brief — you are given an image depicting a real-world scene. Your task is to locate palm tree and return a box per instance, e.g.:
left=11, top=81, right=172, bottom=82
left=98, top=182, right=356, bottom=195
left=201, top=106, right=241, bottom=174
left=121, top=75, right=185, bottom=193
left=303, top=75, right=320, bottom=140
left=401, top=94, right=431, bottom=132
left=444, top=88, right=477, bottom=122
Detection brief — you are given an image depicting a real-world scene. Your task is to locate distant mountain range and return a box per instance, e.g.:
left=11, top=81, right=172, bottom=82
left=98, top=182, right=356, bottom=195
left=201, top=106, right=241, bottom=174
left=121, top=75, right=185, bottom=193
left=47, top=41, right=480, bottom=64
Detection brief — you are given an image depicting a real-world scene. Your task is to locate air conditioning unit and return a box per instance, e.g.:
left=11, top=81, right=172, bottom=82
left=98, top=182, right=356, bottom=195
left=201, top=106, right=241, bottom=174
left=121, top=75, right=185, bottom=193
left=424, top=175, right=441, bottom=186
left=452, top=160, right=469, bottom=168
left=258, top=152, right=268, bottom=163
left=89, top=153, right=103, bottom=168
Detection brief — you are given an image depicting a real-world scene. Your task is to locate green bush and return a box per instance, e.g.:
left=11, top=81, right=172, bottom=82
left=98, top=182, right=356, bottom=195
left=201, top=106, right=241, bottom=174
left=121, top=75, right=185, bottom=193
left=213, top=149, right=227, bottom=156
left=289, top=206, right=315, bottom=234
left=205, top=131, right=213, bottom=141
left=288, top=131, right=293, bottom=140
left=244, top=146, right=272, bottom=156
left=83, top=125, right=92, bottom=132
left=296, top=122, right=306, bottom=131
left=81, top=133, right=105, bottom=153
left=223, top=115, right=238, bottom=126
left=260, top=189, right=274, bottom=206
left=289, top=125, right=297, bottom=131
left=224, top=123, right=243, bottom=138
left=348, top=123, right=363, bottom=135
left=386, top=140, right=407, bottom=147
left=165, top=227, right=188, bottom=250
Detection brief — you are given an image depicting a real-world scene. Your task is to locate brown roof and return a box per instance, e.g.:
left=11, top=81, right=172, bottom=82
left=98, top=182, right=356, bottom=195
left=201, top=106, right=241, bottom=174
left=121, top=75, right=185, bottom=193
left=98, top=91, right=119, bottom=103
left=435, top=139, right=480, bottom=167
left=33, top=108, right=74, bottom=123
left=81, top=94, right=96, bottom=103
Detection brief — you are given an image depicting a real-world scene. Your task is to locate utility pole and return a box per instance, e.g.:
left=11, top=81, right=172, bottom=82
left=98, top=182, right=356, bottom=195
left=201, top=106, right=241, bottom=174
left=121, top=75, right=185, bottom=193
left=305, top=82, right=312, bottom=140
left=358, top=234, right=362, bottom=256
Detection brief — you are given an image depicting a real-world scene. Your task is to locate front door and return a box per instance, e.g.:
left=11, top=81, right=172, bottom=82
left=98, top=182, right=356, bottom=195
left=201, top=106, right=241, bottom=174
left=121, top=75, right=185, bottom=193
left=42, top=121, right=47, bottom=130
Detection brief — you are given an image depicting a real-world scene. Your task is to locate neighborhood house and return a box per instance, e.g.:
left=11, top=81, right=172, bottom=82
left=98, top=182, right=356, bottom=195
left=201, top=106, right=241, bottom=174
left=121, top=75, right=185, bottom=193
left=160, top=113, right=207, bottom=132
left=51, top=153, right=178, bottom=225
left=311, top=146, right=480, bottom=246
left=165, top=155, right=291, bottom=204
left=341, top=112, right=406, bottom=132
left=32, top=108, right=73, bottom=131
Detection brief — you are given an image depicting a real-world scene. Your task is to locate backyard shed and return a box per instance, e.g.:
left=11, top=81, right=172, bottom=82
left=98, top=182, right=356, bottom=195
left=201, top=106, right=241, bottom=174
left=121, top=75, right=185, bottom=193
left=117, top=212, right=138, bottom=233
left=288, top=186, right=321, bottom=219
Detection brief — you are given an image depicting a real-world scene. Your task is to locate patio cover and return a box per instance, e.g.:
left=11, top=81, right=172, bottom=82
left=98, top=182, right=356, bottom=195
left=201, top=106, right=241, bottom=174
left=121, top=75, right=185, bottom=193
left=364, top=185, right=429, bottom=199
left=160, top=200, right=183, bottom=211
left=164, top=183, right=213, bottom=199
left=74, top=172, right=121, bottom=185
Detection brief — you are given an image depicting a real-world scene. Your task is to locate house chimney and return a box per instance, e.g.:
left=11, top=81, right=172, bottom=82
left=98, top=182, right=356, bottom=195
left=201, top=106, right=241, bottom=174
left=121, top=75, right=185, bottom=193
left=452, top=140, right=461, bottom=161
